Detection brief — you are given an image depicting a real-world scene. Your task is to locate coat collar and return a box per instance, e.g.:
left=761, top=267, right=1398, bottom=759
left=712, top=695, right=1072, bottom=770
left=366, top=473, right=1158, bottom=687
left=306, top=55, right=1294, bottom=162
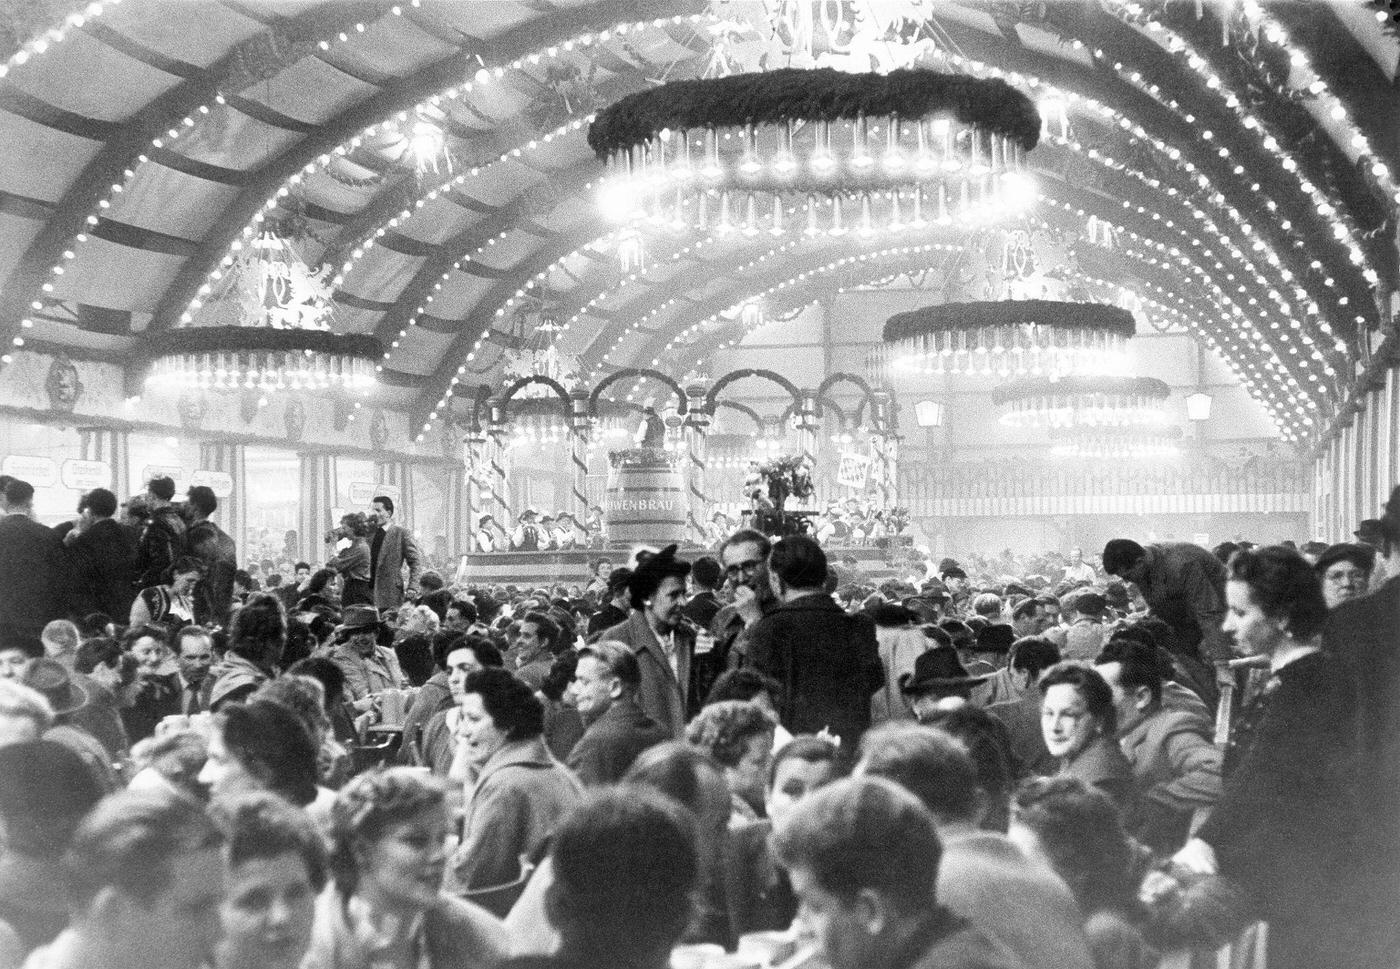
left=477, top=737, right=557, bottom=786
left=771, top=592, right=842, bottom=614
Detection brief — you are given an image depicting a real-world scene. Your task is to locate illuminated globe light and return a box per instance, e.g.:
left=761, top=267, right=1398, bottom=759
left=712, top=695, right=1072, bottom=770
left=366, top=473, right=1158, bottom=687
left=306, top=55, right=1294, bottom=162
left=588, top=68, right=1041, bottom=239
left=993, top=376, right=1171, bottom=429
left=1048, top=425, right=1184, bottom=460
left=883, top=300, right=1135, bottom=380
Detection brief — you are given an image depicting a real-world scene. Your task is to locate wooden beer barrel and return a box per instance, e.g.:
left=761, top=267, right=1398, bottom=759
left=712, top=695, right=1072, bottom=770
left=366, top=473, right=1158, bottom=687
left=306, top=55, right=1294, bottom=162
left=605, top=450, right=687, bottom=547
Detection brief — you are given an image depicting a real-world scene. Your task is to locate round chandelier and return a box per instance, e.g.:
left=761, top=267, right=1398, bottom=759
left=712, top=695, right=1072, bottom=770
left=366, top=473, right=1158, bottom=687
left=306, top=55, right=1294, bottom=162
left=588, top=68, right=1040, bottom=238
left=1049, top=425, right=1183, bottom=459
left=146, top=232, right=380, bottom=393
left=882, top=300, right=1135, bottom=379
left=993, top=376, right=1170, bottom=429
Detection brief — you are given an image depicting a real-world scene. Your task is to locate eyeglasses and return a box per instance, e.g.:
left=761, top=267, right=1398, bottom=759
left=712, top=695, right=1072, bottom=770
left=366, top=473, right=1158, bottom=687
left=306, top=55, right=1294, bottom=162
left=1324, top=568, right=1368, bottom=585
left=724, top=559, right=764, bottom=578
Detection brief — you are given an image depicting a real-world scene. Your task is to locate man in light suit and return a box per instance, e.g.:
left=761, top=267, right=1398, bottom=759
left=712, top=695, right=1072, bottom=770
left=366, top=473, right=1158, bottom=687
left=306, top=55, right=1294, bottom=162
left=599, top=545, right=695, bottom=738
left=368, top=495, right=422, bottom=613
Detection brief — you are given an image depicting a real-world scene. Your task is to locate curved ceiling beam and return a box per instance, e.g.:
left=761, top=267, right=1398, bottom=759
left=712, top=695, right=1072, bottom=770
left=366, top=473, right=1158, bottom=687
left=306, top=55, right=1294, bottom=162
left=145, top=0, right=690, bottom=332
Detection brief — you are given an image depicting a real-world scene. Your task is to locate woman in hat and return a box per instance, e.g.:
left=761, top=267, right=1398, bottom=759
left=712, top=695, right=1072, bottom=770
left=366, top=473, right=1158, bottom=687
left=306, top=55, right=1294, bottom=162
left=1037, top=661, right=1134, bottom=810
left=209, top=791, right=326, bottom=969
left=304, top=768, right=508, bottom=969
left=327, top=606, right=404, bottom=704
left=325, top=514, right=373, bottom=607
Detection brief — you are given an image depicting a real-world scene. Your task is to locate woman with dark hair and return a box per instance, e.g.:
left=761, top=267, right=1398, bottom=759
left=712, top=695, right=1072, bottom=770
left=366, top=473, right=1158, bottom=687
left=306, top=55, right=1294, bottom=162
left=325, top=514, right=373, bottom=607
left=128, top=556, right=203, bottom=631
left=685, top=700, right=778, bottom=824
left=209, top=791, right=327, bottom=969
left=199, top=700, right=319, bottom=809
left=1010, top=776, right=1155, bottom=969
left=1038, top=662, right=1134, bottom=810
left=253, top=676, right=351, bottom=791
left=208, top=594, right=288, bottom=710
left=288, top=656, right=357, bottom=745
left=448, top=668, right=582, bottom=892
left=304, top=769, right=508, bottom=969
left=1171, top=546, right=1358, bottom=969
left=119, top=624, right=182, bottom=743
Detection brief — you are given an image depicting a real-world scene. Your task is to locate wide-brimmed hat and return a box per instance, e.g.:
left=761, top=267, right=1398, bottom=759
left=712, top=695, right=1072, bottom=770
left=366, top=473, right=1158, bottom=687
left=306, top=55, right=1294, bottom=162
left=22, top=658, right=89, bottom=716
left=518, top=508, right=539, bottom=521
left=478, top=514, right=495, bottom=527
left=1355, top=519, right=1385, bottom=543
left=900, top=647, right=991, bottom=696
left=333, top=604, right=381, bottom=636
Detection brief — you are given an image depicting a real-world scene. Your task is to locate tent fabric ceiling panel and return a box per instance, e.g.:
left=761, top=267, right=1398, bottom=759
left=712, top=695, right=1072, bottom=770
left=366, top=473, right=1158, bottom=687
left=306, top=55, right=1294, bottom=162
left=104, top=166, right=242, bottom=240
left=171, top=109, right=305, bottom=173
left=97, top=3, right=267, bottom=69
left=6, top=29, right=182, bottom=123
left=302, top=168, right=383, bottom=213
left=330, top=15, right=463, bottom=77
left=388, top=327, right=456, bottom=376
left=240, top=56, right=382, bottom=128
left=0, top=215, right=42, bottom=284
left=337, top=252, right=427, bottom=322
left=0, top=114, right=101, bottom=200
left=50, top=238, right=185, bottom=311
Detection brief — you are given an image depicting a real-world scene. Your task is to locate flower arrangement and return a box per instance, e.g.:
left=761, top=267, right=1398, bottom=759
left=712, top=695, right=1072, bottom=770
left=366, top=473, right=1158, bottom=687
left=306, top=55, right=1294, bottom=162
left=749, top=454, right=814, bottom=509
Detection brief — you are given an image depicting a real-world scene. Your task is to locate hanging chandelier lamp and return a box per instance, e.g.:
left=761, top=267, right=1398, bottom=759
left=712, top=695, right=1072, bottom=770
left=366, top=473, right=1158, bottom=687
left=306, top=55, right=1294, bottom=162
left=1048, top=425, right=1184, bottom=459
left=587, top=68, right=1041, bottom=238
left=993, top=376, right=1170, bottom=429
left=146, top=233, right=379, bottom=393
left=882, top=299, right=1135, bottom=379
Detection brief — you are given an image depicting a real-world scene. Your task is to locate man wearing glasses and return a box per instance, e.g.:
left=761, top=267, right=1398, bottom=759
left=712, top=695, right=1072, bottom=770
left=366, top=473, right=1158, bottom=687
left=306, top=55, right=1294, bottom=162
left=708, top=529, right=777, bottom=674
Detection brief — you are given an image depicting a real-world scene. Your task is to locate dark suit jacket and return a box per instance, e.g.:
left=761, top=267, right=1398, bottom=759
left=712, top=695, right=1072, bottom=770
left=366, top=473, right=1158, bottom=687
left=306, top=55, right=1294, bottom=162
left=0, top=514, right=63, bottom=637
left=59, top=517, right=135, bottom=622
left=744, top=593, right=883, bottom=747
left=565, top=696, right=669, bottom=785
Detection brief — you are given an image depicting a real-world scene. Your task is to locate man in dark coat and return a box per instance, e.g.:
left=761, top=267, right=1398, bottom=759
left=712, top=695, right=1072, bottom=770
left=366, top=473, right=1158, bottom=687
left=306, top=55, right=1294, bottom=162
left=132, top=476, right=186, bottom=590
left=57, top=488, right=136, bottom=622
left=1103, top=538, right=1230, bottom=670
left=745, top=535, right=883, bottom=748
left=566, top=641, right=669, bottom=784
left=0, top=480, right=64, bottom=639
left=585, top=567, right=632, bottom=638
left=1323, top=485, right=1400, bottom=967
left=183, top=485, right=237, bottom=628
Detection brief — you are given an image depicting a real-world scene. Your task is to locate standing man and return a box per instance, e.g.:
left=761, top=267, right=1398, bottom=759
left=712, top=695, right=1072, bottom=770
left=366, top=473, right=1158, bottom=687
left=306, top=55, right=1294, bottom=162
left=0, top=480, right=63, bottom=641
left=599, top=545, right=695, bottom=737
left=183, top=486, right=237, bottom=628
left=132, top=476, right=186, bottom=591
left=171, top=626, right=215, bottom=717
left=58, top=488, right=136, bottom=623
left=1102, top=538, right=1229, bottom=673
left=566, top=640, right=670, bottom=784
left=367, top=495, right=422, bottom=614
left=20, top=787, right=224, bottom=969
left=712, top=529, right=777, bottom=671
left=745, top=534, right=883, bottom=748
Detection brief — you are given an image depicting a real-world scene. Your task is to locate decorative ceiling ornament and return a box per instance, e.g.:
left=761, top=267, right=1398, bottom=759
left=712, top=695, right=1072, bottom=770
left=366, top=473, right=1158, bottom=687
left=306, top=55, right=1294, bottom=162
left=1049, top=425, right=1184, bottom=460
left=881, top=299, right=1135, bottom=379
left=500, top=291, right=579, bottom=397
left=992, top=376, right=1171, bottom=429
left=588, top=68, right=1040, bottom=239
left=146, top=231, right=379, bottom=393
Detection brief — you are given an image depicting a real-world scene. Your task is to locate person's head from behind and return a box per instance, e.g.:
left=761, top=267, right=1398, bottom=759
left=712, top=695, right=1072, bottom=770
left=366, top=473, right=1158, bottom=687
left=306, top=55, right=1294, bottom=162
left=767, top=535, right=828, bottom=598
left=1224, top=545, right=1327, bottom=657
left=1008, top=775, right=1136, bottom=917
left=185, top=486, right=217, bottom=522
left=771, top=776, right=942, bottom=969
left=228, top=593, right=288, bottom=670
left=605, top=566, right=633, bottom=604
left=199, top=700, right=318, bottom=807
left=767, top=735, right=843, bottom=829
left=684, top=699, right=777, bottom=814
left=78, top=487, right=118, bottom=524
left=285, top=656, right=346, bottom=710
left=570, top=640, right=641, bottom=726
left=62, top=787, right=224, bottom=969
left=0, top=679, right=53, bottom=746
left=328, top=768, right=449, bottom=909
left=855, top=722, right=982, bottom=828
left=704, top=666, right=783, bottom=721
left=690, top=555, right=722, bottom=593
left=1037, top=662, right=1116, bottom=762
left=458, top=667, right=542, bottom=769
left=4, top=478, right=35, bottom=514
left=208, top=792, right=327, bottom=969
left=252, top=676, right=331, bottom=748
left=1008, top=636, right=1061, bottom=692
left=971, top=592, right=1003, bottom=620
left=546, top=787, right=699, bottom=967
left=42, top=619, right=81, bottom=662
left=146, top=475, right=176, bottom=504
left=0, top=739, right=105, bottom=858
left=624, top=741, right=731, bottom=853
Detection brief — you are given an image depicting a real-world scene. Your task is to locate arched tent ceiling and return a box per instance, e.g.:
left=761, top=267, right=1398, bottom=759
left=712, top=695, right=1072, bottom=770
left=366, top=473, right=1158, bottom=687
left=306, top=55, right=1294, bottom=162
left=0, top=0, right=1396, bottom=449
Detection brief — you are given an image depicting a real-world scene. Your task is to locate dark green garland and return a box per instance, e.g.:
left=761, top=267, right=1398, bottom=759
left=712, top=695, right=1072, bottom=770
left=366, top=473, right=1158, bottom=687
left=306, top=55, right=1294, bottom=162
left=883, top=300, right=1136, bottom=343
left=588, top=68, right=1040, bottom=159
left=992, top=375, right=1170, bottom=406
left=152, top=327, right=383, bottom=359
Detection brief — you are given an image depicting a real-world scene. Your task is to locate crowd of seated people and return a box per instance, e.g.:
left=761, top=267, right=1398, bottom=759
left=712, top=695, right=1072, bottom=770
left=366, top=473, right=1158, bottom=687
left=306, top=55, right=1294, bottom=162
left=1, top=473, right=1398, bottom=969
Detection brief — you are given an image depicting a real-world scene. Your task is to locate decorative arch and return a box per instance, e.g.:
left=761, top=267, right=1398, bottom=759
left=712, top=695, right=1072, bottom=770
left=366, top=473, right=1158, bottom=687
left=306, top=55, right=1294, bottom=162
left=705, top=369, right=801, bottom=412
left=713, top=400, right=766, bottom=432
left=588, top=367, right=688, bottom=416
left=500, top=376, right=571, bottom=417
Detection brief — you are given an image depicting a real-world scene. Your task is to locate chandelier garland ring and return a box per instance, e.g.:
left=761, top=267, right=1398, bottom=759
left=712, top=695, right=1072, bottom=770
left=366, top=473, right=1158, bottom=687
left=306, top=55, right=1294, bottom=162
left=588, top=68, right=1042, bottom=238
